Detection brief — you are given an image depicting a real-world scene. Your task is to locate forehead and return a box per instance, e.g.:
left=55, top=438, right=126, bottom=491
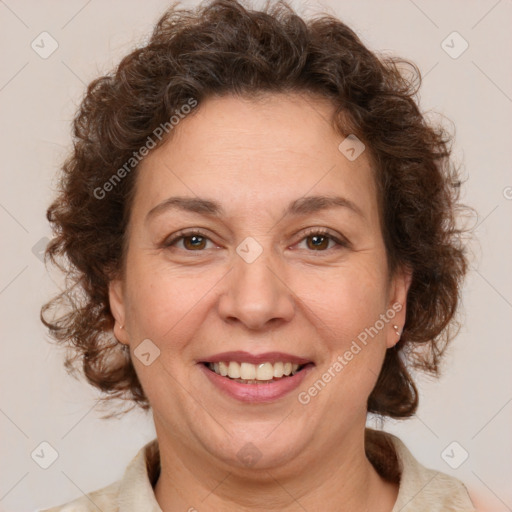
left=134, top=93, right=377, bottom=223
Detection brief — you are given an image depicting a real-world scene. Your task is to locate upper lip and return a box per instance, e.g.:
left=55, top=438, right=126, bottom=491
left=200, top=351, right=313, bottom=365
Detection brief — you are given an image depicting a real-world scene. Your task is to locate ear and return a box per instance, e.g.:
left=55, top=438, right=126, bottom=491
left=385, top=266, right=412, bottom=349
left=109, top=279, right=129, bottom=345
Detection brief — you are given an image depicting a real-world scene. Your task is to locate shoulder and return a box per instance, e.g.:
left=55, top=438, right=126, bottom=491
left=38, top=439, right=161, bottom=512
left=384, top=431, right=477, bottom=512
left=39, top=481, right=120, bottom=512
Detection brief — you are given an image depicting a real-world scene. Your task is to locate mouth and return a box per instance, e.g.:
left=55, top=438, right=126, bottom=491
left=198, top=351, right=314, bottom=402
left=203, top=360, right=311, bottom=384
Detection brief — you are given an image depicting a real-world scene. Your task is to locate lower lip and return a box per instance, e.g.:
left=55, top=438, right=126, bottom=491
left=199, top=363, right=314, bottom=403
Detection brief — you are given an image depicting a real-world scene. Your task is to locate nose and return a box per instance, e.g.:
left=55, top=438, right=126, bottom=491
left=217, top=246, right=295, bottom=331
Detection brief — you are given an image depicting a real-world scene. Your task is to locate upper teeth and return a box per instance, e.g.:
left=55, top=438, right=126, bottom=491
left=209, top=361, right=301, bottom=380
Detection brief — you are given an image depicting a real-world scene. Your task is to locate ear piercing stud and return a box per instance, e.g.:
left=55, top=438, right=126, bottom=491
left=393, top=325, right=401, bottom=336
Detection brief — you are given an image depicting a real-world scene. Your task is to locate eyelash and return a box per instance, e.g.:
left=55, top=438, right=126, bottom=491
left=162, top=227, right=349, bottom=253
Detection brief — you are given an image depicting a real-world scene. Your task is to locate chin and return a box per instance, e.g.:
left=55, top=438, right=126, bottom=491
left=221, top=420, right=312, bottom=469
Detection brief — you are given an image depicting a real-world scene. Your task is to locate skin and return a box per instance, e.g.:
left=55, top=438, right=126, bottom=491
left=109, top=93, right=411, bottom=511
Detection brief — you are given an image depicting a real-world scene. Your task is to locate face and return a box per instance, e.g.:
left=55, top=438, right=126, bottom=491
left=109, top=93, right=410, bottom=474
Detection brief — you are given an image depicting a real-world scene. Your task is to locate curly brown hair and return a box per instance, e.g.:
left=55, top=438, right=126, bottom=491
left=42, top=0, right=468, bottom=425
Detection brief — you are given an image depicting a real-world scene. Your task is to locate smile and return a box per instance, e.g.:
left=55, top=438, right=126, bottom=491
left=206, top=361, right=304, bottom=383
left=199, top=352, right=314, bottom=402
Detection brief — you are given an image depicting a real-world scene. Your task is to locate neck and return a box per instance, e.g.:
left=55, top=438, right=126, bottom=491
left=153, top=425, right=398, bottom=512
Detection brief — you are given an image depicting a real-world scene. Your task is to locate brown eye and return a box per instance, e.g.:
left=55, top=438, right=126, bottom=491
left=296, top=229, right=347, bottom=252
left=306, top=234, right=331, bottom=250
left=163, top=230, right=214, bottom=251
left=182, top=235, right=207, bottom=250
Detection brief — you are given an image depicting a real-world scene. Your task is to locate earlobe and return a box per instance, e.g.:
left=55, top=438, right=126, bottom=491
left=109, top=279, right=128, bottom=345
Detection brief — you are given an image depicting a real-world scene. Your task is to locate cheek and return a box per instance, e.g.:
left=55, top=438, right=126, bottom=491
left=124, top=256, right=225, bottom=341
left=126, top=248, right=390, bottom=347
left=293, top=257, right=390, bottom=405
left=297, top=260, right=389, bottom=343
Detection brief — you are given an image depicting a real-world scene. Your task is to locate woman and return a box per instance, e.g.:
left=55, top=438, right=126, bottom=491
left=40, top=0, right=476, bottom=510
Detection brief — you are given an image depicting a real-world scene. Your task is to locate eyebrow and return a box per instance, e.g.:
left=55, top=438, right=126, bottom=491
left=145, top=194, right=364, bottom=223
